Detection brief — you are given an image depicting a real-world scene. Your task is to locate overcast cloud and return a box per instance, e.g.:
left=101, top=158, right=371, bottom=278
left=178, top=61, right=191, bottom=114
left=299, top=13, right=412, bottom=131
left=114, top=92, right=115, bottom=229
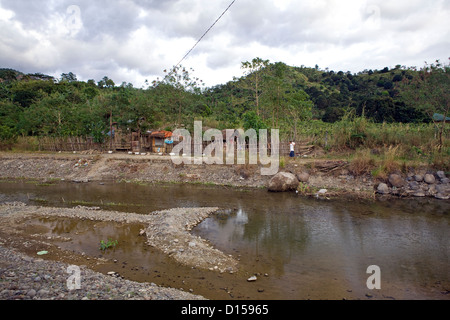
left=0, top=0, right=449, bottom=87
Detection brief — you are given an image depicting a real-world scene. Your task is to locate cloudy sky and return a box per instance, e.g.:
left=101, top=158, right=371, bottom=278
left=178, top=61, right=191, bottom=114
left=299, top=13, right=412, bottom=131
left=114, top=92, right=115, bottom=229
left=1, top=0, right=449, bottom=88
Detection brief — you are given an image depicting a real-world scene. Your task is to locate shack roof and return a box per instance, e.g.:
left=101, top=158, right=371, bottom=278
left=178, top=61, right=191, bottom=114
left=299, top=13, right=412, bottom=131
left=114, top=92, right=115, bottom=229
left=148, top=130, right=173, bottom=139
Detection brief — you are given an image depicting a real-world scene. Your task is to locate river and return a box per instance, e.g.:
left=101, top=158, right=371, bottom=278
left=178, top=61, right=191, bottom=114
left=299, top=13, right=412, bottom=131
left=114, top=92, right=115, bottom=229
left=0, top=180, right=448, bottom=300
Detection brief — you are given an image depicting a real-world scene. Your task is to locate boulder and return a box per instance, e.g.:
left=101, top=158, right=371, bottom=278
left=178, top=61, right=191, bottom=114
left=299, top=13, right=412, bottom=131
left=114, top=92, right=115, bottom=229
left=435, top=193, right=450, bottom=200
left=435, top=184, right=448, bottom=193
left=268, top=172, right=299, bottom=192
left=414, top=174, right=424, bottom=182
left=388, top=174, right=406, bottom=188
left=424, top=174, right=436, bottom=184
left=296, top=172, right=310, bottom=183
left=436, top=171, right=446, bottom=180
left=377, top=183, right=390, bottom=194
left=408, top=181, right=420, bottom=190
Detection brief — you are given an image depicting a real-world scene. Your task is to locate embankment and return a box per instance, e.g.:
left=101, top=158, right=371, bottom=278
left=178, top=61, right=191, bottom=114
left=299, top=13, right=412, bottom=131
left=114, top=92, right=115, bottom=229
left=0, top=151, right=448, bottom=200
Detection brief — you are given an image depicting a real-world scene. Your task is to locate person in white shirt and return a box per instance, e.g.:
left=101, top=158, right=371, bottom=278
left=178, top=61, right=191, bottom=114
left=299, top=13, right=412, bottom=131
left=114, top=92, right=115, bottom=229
left=289, top=141, right=295, bottom=157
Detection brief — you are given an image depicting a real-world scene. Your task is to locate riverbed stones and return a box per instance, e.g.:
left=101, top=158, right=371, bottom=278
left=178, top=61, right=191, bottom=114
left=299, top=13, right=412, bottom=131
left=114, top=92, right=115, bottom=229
left=424, top=174, right=436, bottom=184
left=145, top=207, right=238, bottom=273
left=0, top=245, right=205, bottom=300
left=268, top=172, right=299, bottom=192
left=408, top=181, right=420, bottom=190
left=436, top=171, right=446, bottom=180
left=414, top=174, right=424, bottom=182
left=388, top=174, right=406, bottom=188
left=435, top=193, right=450, bottom=200
left=376, top=183, right=390, bottom=194
left=296, top=172, right=310, bottom=183
left=0, top=204, right=238, bottom=274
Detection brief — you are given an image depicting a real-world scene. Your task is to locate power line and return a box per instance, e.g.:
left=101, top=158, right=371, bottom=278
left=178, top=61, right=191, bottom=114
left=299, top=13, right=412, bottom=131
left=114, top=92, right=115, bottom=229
left=175, top=0, right=237, bottom=68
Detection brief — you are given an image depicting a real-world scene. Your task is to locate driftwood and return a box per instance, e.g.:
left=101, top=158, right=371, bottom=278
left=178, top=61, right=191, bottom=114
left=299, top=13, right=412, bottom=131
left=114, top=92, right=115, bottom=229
left=314, top=160, right=349, bottom=173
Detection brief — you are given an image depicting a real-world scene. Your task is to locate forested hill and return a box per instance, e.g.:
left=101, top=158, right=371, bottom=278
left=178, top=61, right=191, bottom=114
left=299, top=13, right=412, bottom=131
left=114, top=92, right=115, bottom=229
left=206, top=60, right=446, bottom=126
left=0, top=58, right=449, bottom=143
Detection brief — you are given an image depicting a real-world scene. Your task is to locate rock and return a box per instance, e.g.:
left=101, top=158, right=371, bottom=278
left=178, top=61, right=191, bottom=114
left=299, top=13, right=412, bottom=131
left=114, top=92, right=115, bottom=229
left=27, top=289, right=36, bottom=297
left=268, top=172, right=299, bottom=192
left=441, top=178, right=450, bottom=184
left=414, top=174, right=424, bottom=182
left=377, top=183, right=389, bottom=194
left=424, top=174, right=436, bottom=184
left=427, top=184, right=437, bottom=195
left=436, top=171, right=446, bottom=180
left=37, top=289, right=50, bottom=296
left=435, top=193, right=450, bottom=200
left=247, top=276, right=257, bottom=282
left=188, top=242, right=196, bottom=248
left=436, top=184, right=449, bottom=194
left=388, top=174, right=406, bottom=188
left=413, top=191, right=426, bottom=197
left=316, top=189, right=328, bottom=198
left=408, top=181, right=420, bottom=190
left=296, top=172, right=310, bottom=183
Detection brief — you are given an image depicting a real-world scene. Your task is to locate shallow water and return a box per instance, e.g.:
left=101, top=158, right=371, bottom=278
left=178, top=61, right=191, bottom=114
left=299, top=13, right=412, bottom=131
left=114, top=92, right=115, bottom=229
left=0, top=180, right=449, bottom=300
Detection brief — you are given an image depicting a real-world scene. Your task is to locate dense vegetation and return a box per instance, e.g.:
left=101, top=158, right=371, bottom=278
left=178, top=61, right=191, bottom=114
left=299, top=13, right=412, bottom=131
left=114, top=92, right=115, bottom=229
left=0, top=58, right=449, bottom=168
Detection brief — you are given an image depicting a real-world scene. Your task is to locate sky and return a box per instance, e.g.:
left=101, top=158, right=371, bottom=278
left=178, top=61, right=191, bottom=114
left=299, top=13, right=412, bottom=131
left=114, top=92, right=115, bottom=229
left=0, top=0, right=449, bottom=88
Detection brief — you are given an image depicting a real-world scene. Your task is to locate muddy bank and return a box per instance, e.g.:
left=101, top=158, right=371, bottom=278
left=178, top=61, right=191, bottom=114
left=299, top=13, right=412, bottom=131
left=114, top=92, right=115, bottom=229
left=0, top=245, right=205, bottom=300
left=0, top=203, right=237, bottom=273
left=0, top=201, right=241, bottom=300
left=0, top=152, right=374, bottom=197
left=2, top=151, right=449, bottom=200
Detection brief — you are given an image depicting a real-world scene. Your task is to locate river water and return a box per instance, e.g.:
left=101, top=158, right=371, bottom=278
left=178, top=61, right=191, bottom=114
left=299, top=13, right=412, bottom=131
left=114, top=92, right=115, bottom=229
left=0, top=180, right=449, bottom=300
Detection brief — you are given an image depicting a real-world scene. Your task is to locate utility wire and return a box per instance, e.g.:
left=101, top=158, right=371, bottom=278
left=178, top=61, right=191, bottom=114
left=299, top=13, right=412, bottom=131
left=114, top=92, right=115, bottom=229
left=175, top=0, right=237, bottom=68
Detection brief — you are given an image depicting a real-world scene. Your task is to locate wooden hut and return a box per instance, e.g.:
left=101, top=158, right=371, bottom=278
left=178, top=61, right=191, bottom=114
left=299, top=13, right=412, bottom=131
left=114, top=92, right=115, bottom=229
left=144, top=130, right=174, bottom=153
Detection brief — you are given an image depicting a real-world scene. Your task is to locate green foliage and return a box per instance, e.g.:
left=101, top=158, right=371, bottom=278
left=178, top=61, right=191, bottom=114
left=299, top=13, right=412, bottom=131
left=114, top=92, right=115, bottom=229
left=0, top=59, right=448, bottom=153
left=243, top=111, right=267, bottom=133
left=99, top=239, right=118, bottom=251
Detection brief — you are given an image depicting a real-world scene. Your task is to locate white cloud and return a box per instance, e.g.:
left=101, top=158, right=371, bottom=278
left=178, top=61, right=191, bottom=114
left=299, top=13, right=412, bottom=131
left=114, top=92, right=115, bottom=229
left=0, top=0, right=449, bottom=87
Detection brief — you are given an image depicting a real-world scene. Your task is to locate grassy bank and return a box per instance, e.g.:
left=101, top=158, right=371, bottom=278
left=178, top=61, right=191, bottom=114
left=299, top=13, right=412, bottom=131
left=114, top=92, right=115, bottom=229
left=293, top=116, right=449, bottom=172
left=2, top=116, right=449, bottom=174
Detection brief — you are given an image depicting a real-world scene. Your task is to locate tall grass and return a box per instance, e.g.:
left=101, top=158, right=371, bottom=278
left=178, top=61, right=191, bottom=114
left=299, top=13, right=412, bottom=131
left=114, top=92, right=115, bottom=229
left=293, top=115, right=448, bottom=171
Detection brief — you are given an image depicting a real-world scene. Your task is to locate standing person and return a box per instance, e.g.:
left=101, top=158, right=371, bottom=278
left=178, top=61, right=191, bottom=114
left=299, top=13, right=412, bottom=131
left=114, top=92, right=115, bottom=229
left=289, top=141, right=295, bottom=158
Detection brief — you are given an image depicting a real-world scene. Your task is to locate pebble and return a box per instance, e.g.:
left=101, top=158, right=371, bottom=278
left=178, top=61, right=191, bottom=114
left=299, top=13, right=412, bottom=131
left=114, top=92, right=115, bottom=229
left=27, top=289, right=36, bottom=297
left=0, top=246, right=205, bottom=301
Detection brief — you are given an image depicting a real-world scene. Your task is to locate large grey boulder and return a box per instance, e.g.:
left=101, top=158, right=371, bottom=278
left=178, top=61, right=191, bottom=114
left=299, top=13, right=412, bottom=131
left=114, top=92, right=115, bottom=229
left=388, top=174, right=406, bottom=188
left=408, top=181, right=420, bottom=190
left=377, top=183, right=390, bottom=194
left=424, top=174, right=436, bottom=184
left=268, top=172, right=299, bottom=192
left=296, top=172, right=310, bottom=183
left=436, top=171, right=446, bottom=180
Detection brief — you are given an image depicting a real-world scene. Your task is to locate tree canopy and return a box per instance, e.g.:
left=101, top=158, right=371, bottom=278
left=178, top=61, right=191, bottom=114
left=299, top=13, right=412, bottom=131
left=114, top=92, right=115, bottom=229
left=0, top=58, right=448, bottom=145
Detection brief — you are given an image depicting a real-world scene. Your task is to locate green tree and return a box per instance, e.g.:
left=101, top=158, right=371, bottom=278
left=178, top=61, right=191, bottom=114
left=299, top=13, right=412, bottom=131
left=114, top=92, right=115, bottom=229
left=60, top=72, right=78, bottom=83
left=152, top=65, right=204, bottom=126
left=397, top=60, right=450, bottom=151
left=240, top=57, right=270, bottom=115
